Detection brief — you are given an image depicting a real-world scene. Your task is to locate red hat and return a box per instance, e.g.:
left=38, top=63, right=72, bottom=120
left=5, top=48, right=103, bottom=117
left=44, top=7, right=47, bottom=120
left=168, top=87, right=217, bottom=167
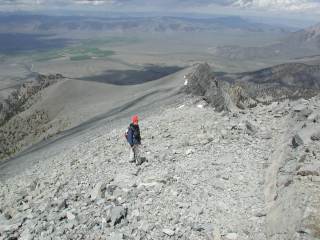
left=132, top=115, right=139, bottom=124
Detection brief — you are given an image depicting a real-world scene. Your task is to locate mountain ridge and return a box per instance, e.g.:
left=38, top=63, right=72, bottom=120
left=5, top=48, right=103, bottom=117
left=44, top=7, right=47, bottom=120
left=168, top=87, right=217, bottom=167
left=213, top=22, right=320, bottom=60
left=0, top=14, right=290, bottom=33
left=185, top=62, right=320, bottom=111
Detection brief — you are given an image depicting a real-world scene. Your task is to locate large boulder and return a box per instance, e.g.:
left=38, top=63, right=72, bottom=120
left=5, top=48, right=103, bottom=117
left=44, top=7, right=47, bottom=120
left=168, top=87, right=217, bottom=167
left=185, top=63, right=212, bottom=97
left=185, top=63, right=257, bottom=111
left=185, top=63, right=234, bottom=111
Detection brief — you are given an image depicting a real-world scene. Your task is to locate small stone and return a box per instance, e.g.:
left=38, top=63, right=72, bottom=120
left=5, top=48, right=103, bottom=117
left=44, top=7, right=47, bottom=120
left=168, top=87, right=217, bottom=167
left=57, top=199, right=68, bottom=210
left=90, top=182, right=106, bottom=201
left=186, top=149, right=195, bottom=155
left=292, top=134, right=304, bottom=148
left=96, top=198, right=106, bottom=205
left=213, top=228, right=222, bottom=240
left=191, top=224, right=204, bottom=232
left=110, top=206, right=128, bottom=226
left=131, top=209, right=140, bottom=218
left=311, top=131, right=320, bottom=141
left=109, top=232, right=124, bottom=240
left=293, top=104, right=308, bottom=112
left=145, top=198, right=153, bottom=205
left=260, top=132, right=272, bottom=139
left=294, top=106, right=313, bottom=120
left=220, top=130, right=228, bottom=139
left=225, top=232, right=238, bottom=240
left=28, top=179, right=39, bottom=191
left=311, top=176, right=320, bottom=182
left=191, top=179, right=199, bottom=185
left=101, top=218, right=107, bottom=228
left=20, top=228, right=32, bottom=240
left=308, top=113, right=320, bottom=123
left=21, top=202, right=30, bottom=211
left=245, top=120, right=257, bottom=135
left=297, top=164, right=320, bottom=176
left=66, top=211, right=76, bottom=221
left=163, top=228, right=175, bottom=236
left=207, top=137, right=214, bottom=143
left=222, top=175, right=229, bottom=180
left=197, top=100, right=208, bottom=109
left=139, top=221, right=151, bottom=232
left=254, top=212, right=267, bottom=217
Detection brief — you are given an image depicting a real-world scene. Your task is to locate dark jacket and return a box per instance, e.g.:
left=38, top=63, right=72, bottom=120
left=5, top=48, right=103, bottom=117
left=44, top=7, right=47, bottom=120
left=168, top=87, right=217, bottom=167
left=127, top=123, right=141, bottom=146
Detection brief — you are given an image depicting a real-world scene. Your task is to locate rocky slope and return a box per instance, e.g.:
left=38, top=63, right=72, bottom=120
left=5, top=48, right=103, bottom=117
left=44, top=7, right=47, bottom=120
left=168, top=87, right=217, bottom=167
left=265, top=97, right=320, bottom=240
left=185, top=63, right=320, bottom=111
left=0, top=94, right=319, bottom=240
left=0, top=67, right=189, bottom=161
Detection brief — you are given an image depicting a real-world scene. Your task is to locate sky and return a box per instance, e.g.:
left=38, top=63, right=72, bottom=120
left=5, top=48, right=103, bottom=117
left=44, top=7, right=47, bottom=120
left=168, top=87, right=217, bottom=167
left=1, top=0, right=320, bottom=22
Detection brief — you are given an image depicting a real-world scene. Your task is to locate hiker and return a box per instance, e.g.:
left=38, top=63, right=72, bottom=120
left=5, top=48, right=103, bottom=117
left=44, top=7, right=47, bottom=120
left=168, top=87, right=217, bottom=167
left=126, top=115, right=142, bottom=165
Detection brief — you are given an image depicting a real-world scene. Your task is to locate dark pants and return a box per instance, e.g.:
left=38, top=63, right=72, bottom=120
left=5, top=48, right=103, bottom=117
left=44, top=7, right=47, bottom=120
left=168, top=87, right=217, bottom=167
left=130, top=144, right=141, bottom=164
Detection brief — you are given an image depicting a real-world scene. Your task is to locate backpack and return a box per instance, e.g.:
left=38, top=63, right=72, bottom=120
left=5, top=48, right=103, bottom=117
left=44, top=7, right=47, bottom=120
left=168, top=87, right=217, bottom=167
left=125, top=128, right=129, bottom=141
left=125, top=124, right=141, bottom=144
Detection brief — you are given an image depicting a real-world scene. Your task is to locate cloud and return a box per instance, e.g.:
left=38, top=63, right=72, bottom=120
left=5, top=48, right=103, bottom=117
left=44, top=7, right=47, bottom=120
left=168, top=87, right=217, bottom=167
left=2, top=0, right=114, bottom=5
left=0, top=0, right=118, bottom=10
left=1, top=0, right=320, bottom=17
left=74, top=0, right=114, bottom=5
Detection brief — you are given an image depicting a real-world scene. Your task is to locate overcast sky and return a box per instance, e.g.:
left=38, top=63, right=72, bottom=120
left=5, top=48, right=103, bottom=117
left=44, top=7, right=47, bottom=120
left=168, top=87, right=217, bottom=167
left=1, top=0, right=320, bottom=21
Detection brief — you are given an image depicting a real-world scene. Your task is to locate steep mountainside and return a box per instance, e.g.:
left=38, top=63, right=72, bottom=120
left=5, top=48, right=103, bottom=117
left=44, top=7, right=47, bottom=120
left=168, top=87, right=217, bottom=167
left=0, top=95, right=319, bottom=240
left=291, top=23, right=320, bottom=50
left=0, top=67, right=190, bottom=161
left=185, top=63, right=320, bottom=111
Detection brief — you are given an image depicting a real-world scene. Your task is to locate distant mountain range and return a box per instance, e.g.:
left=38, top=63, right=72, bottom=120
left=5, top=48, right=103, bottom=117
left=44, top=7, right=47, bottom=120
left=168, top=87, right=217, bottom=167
left=0, top=14, right=290, bottom=34
left=213, top=22, right=320, bottom=60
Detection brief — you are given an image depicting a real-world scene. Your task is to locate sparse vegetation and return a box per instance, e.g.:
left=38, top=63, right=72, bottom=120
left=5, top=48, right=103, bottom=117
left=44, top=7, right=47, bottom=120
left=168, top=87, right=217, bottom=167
left=30, top=44, right=116, bottom=62
left=67, top=47, right=115, bottom=61
left=70, top=55, right=92, bottom=61
left=82, top=37, right=140, bottom=46
left=33, top=50, right=65, bottom=61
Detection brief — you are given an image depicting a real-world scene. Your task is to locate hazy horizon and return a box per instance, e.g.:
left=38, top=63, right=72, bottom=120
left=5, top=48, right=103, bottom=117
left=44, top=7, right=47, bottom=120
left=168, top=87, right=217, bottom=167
left=0, top=0, right=319, bottom=28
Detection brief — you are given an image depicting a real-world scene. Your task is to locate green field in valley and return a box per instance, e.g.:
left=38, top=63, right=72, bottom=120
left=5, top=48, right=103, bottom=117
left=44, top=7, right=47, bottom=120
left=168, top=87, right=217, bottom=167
left=28, top=36, right=139, bottom=62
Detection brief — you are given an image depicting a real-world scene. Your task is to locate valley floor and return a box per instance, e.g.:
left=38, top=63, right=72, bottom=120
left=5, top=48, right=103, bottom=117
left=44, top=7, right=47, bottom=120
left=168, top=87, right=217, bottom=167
left=0, top=97, right=319, bottom=240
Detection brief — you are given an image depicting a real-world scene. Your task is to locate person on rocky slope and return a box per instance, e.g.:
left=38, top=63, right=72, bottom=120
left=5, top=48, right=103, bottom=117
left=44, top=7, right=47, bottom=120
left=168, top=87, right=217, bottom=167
left=126, top=115, right=142, bottom=165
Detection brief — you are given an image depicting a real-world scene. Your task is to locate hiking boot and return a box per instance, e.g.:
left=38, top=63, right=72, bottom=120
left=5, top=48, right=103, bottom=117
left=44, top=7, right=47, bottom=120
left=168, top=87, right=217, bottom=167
left=135, top=158, right=142, bottom=166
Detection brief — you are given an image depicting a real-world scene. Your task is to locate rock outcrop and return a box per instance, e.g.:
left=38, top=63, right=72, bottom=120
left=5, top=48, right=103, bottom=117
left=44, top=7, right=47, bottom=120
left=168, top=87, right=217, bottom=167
left=185, top=63, right=238, bottom=111
left=185, top=63, right=320, bottom=111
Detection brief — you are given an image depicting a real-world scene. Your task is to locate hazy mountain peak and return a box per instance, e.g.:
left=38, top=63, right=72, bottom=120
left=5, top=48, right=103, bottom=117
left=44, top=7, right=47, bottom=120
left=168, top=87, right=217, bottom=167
left=307, top=22, right=320, bottom=35
left=295, top=22, right=320, bottom=46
